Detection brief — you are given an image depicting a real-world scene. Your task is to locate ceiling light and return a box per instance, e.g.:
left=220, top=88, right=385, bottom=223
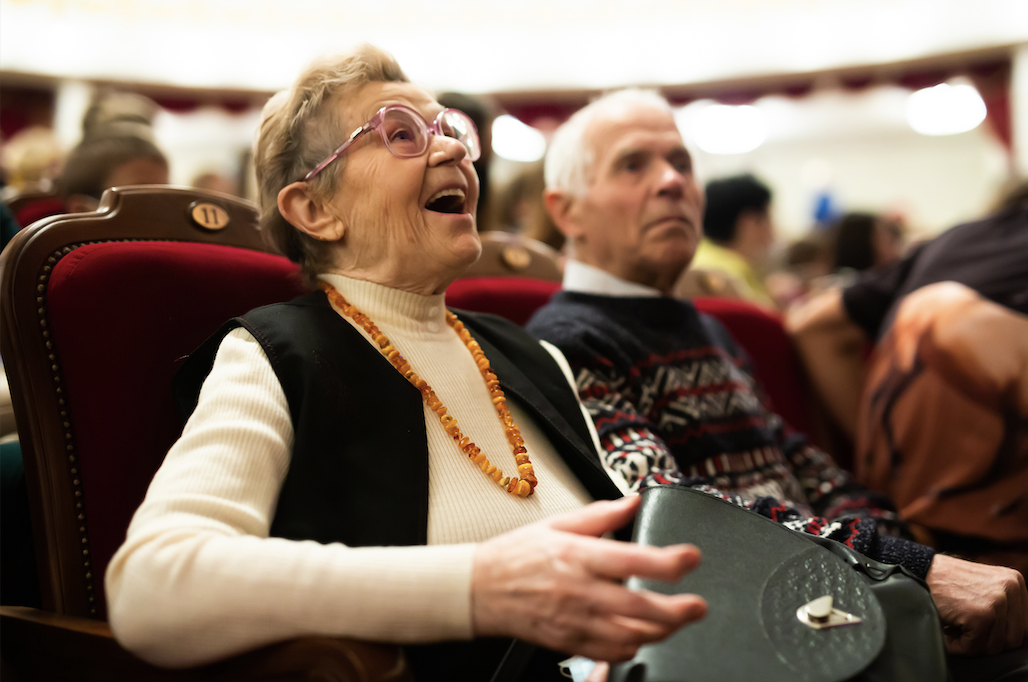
left=905, top=83, right=986, bottom=136
left=691, top=104, right=767, bottom=155
left=491, top=114, right=547, bottom=162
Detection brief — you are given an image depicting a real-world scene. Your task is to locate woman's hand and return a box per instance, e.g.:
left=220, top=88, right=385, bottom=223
left=927, top=553, right=1028, bottom=655
left=471, top=495, right=706, bottom=662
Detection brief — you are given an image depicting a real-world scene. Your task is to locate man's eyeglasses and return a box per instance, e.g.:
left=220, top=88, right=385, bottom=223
left=304, top=104, right=481, bottom=182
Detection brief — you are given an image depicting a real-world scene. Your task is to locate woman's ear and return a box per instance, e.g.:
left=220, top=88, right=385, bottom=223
left=277, top=182, right=345, bottom=242
left=543, top=188, right=583, bottom=239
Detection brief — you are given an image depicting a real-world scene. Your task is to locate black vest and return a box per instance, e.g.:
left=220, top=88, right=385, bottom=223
left=174, top=290, right=622, bottom=547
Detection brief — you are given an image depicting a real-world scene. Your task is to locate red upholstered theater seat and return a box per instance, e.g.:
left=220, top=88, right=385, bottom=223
left=14, top=197, right=67, bottom=227
left=4, top=184, right=67, bottom=228
left=45, top=240, right=307, bottom=614
left=447, top=277, right=813, bottom=436
left=447, top=276, right=562, bottom=327
left=2, top=188, right=311, bottom=621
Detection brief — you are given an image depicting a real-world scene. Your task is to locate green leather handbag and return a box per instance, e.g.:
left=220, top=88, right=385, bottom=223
left=608, top=486, right=949, bottom=682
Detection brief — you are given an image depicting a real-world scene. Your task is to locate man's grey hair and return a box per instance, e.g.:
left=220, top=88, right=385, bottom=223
left=544, top=88, right=675, bottom=196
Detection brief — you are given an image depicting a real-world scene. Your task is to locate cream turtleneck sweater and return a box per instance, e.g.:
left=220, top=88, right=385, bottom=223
left=105, top=274, right=623, bottom=668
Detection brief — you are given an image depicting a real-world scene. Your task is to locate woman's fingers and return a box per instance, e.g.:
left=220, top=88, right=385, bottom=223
left=579, top=571, right=708, bottom=629
left=548, top=497, right=702, bottom=583
left=546, top=600, right=707, bottom=662
left=581, top=538, right=702, bottom=583
left=471, top=507, right=707, bottom=661
left=546, top=495, right=641, bottom=537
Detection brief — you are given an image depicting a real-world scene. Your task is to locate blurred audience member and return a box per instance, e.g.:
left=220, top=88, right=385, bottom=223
left=830, top=211, right=906, bottom=273
left=494, top=161, right=565, bottom=250
left=192, top=170, right=240, bottom=197
left=57, top=135, right=169, bottom=213
left=760, top=237, right=828, bottom=309
left=493, top=162, right=540, bottom=233
left=0, top=126, right=64, bottom=192
left=437, top=92, right=498, bottom=230
left=692, top=174, right=776, bottom=308
left=788, top=183, right=1028, bottom=574
left=82, top=91, right=159, bottom=142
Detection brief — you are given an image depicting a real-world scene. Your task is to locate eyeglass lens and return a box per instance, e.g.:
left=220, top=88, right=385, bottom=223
left=380, top=108, right=479, bottom=160
left=381, top=109, right=425, bottom=156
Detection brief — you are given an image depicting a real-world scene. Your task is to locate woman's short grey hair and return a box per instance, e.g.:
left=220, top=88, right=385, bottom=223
left=544, top=88, right=674, bottom=196
left=253, top=43, right=408, bottom=284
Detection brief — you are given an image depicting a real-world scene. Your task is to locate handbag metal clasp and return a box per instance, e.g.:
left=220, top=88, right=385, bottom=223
left=796, top=595, right=862, bottom=630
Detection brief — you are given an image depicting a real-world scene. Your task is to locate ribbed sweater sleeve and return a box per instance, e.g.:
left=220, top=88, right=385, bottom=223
left=105, top=328, right=476, bottom=667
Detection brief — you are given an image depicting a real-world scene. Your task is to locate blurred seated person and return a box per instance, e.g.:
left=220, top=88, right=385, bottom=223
left=690, top=174, right=777, bottom=308
left=494, top=161, right=568, bottom=258
left=494, top=162, right=545, bottom=233
left=830, top=211, right=906, bottom=275
left=57, top=135, right=169, bottom=213
left=105, top=45, right=706, bottom=681
left=762, top=234, right=835, bottom=308
left=0, top=126, right=64, bottom=193
left=81, top=90, right=160, bottom=143
left=192, top=170, right=240, bottom=197
left=788, top=184, right=1028, bottom=575
left=526, top=87, right=1027, bottom=667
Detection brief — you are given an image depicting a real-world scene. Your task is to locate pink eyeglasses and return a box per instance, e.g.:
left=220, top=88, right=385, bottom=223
left=304, top=104, right=481, bottom=182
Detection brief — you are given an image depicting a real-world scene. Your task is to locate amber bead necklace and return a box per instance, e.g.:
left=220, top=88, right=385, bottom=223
left=319, top=281, right=538, bottom=497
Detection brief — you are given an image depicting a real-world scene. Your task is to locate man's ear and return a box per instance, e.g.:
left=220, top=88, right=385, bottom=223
left=277, top=182, right=345, bottom=242
left=543, top=188, right=584, bottom=239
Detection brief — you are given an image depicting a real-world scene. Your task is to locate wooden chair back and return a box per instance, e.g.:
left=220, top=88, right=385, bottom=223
left=460, top=231, right=563, bottom=281
left=3, top=183, right=67, bottom=227
left=0, top=185, right=308, bottom=619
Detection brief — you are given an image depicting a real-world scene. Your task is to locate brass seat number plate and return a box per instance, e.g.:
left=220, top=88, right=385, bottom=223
left=189, top=202, right=230, bottom=231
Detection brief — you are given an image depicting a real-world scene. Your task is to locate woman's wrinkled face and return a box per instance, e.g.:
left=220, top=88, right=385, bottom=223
left=321, top=81, right=481, bottom=294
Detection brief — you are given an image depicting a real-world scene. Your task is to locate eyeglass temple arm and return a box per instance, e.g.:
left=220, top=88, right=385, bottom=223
left=303, top=125, right=369, bottom=183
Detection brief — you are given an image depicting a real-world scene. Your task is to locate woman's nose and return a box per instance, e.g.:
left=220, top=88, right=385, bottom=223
left=428, top=132, right=468, bottom=166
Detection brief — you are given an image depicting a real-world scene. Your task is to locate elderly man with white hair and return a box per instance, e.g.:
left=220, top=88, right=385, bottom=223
left=526, top=88, right=1028, bottom=670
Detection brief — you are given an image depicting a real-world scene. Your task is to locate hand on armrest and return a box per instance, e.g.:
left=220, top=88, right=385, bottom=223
left=925, top=554, right=1027, bottom=655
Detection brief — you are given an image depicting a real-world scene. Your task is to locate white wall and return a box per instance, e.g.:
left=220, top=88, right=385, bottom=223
left=684, top=87, right=1012, bottom=240
left=152, top=106, right=263, bottom=190
left=695, top=124, right=1010, bottom=240
left=1013, top=44, right=1028, bottom=176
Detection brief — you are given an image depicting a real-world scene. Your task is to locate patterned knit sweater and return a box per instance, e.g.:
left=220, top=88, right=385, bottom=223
left=527, top=291, right=935, bottom=579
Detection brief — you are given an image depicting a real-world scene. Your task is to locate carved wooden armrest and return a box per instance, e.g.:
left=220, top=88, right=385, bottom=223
left=0, top=605, right=413, bottom=682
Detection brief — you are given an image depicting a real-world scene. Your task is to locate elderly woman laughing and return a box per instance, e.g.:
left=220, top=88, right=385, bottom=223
left=104, top=44, right=706, bottom=681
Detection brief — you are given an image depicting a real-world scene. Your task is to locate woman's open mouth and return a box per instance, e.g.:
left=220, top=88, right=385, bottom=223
left=425, top=188, right=467, bottom=214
